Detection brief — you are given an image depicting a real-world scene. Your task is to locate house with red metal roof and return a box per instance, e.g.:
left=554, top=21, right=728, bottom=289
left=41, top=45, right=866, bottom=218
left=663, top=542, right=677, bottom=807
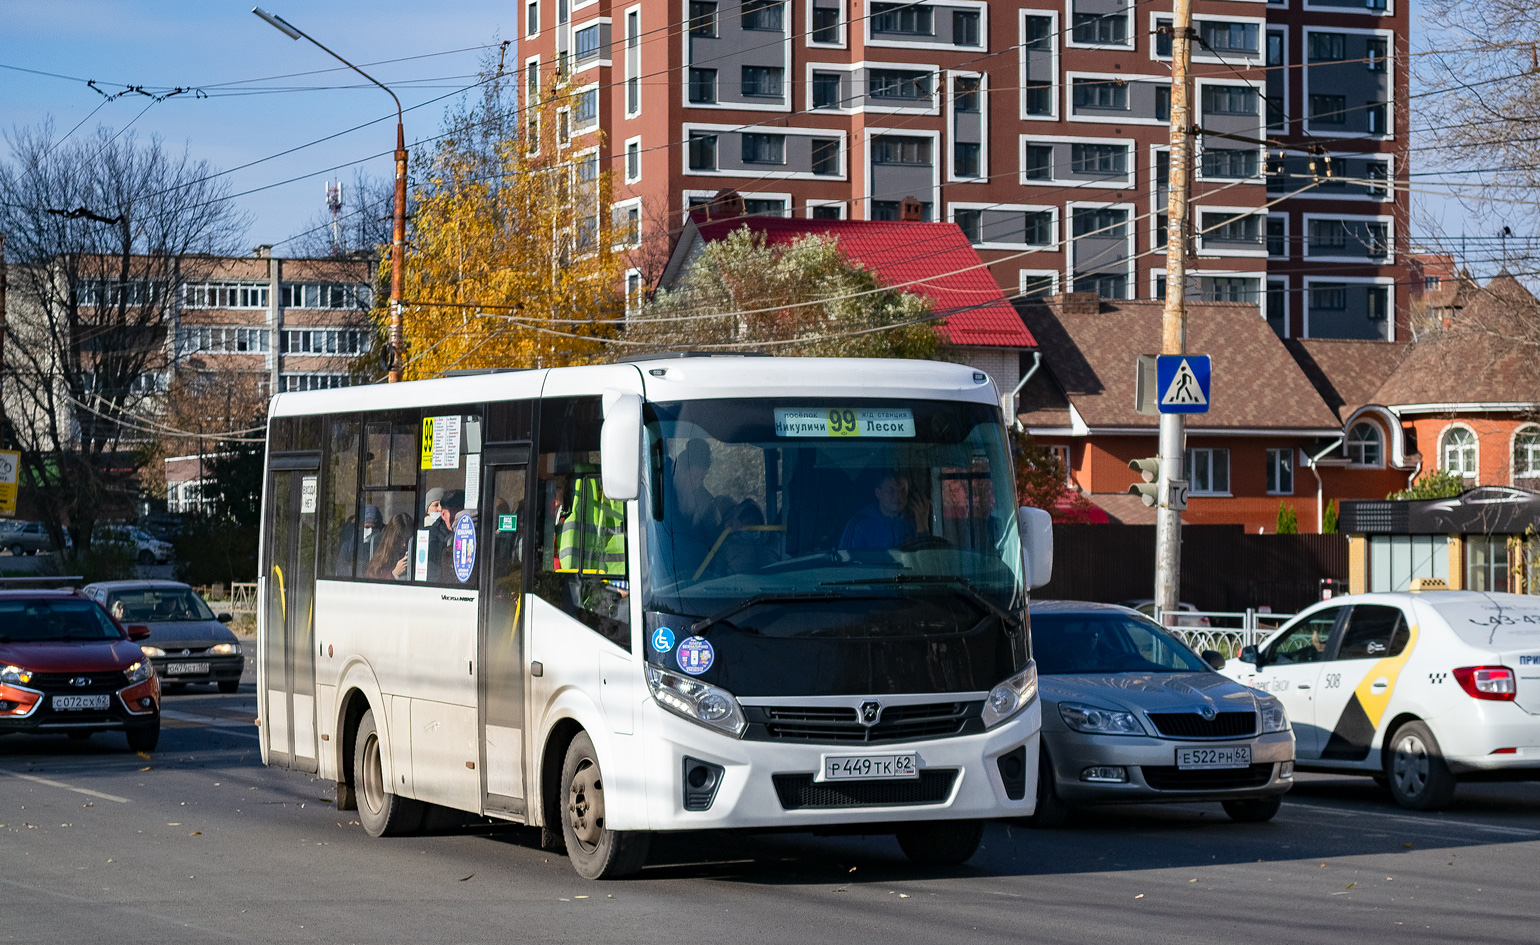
left=657, top=204, right=1036, bottom=410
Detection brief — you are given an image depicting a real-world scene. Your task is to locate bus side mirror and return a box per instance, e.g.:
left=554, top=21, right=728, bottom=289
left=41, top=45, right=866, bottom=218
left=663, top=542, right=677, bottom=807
left=1018, top=506, right=1053, bottom=589
left=600, top=390, right=643, bottom=502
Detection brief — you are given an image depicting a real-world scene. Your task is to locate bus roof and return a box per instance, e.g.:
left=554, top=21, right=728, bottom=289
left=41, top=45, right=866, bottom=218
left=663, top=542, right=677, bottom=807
left=269, top=357, right=1000, bottom=418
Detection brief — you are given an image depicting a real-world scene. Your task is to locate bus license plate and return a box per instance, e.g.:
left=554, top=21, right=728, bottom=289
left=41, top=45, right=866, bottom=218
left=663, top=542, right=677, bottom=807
left=52, top=694, right=110, bottom=711
left=818, top=753, right=919, bottom=782
left=1176, top=746, right=1251, bottom=770
left=163, top=662, right=210, bottom=676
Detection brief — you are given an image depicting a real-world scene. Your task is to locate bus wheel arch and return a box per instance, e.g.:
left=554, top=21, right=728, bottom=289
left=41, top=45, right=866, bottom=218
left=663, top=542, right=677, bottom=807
left=336, top=687, right=373, bottom=811
left=540, top=718, right=585, bottom=853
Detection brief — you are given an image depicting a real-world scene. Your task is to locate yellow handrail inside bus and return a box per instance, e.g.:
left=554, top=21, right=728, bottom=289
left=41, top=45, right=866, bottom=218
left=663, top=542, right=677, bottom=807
left=693, top=525, right=786, bottom=581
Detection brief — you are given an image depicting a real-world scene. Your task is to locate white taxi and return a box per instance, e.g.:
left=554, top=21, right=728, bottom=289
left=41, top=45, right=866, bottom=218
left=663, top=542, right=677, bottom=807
left=1224, top=590, right=1540, bottom=810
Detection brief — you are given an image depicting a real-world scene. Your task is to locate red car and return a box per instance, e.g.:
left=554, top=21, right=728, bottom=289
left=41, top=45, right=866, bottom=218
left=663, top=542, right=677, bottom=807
left=0, top=589, right=161, bottom=750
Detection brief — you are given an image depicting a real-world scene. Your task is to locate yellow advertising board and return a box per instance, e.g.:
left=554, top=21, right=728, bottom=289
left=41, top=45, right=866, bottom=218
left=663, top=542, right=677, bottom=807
left=0, top=449, right=19, bottom=518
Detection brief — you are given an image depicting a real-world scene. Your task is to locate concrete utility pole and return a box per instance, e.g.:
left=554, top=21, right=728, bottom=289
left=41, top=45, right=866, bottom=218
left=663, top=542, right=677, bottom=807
left=1156, top=0, right=1195, bottom=618
left=253, top=7, right=407, bottom=383
left=0, top=235, right=7, bottom=443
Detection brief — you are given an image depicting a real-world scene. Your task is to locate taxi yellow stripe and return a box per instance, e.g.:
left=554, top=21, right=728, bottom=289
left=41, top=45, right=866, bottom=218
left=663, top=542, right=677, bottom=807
left=1353, top=622, right=1419, bottom=730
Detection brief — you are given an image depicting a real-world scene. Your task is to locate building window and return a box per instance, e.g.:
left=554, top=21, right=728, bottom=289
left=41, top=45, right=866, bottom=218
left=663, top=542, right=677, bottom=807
left=1070, top=143, right=1126, bottom=175
left=625, top=270, right=644, bottom=317
left=1307, top=32, right=1346, bottom=62
left=742, top=65, right=784, bottom=98
left=1020, top=273, right=1056, bottom=300
left=1023, top=211, right=1052, bottom=245
left=1267, top=448, right=1294, bottom=495
left=953, top=10, right=980, bottom=46
left=1072, top=79, right=1129, bottom=110
left=871, top=135, right=931, bottom=165
left=687, top=132, right=717, bottom=170
left=1025, top=81, right=1053, bottom=116
left=872, top=2, right=933, bottom=35
left=1156, top=86, right=1171, bottom=122
left=1442, top=426, right=1477, bottom=478
left=954, top=208, right=982, bottom=243
left=1072, top=206, right=1127, bottom=239
left=575, top=24, right=602, bottom=62
left=281, top=328, right=371, bottom=356
left=626, top=139, right=641, bottom=181
left=1267, top=31, right=1283, bottom=66
left=1266, top=279, right=1287, bottom=334
left=1074, top=272, right=1126, bottom=298
left=871, top=200, right=931, bottom=221
left=689, top=0, right=717, bottom=36
left=1310, top=282, right=1347, bottom=311
left=1202, top=148, right=1259, bottom=178
left=574, top=88, right=599, bottom=128
left=1185, top=448, right=1231, bottom=495
left=812, top=71, right=842, bottom=108
left=614, top=204, right=641, bottom=245
left=811, top=203, right=844, bottom=219
left=1367, top=36, right=1389, bottom=72
left=175, top=326, right=272, bottom=356
left=1022, top=15, right=1054, bottom=115
left=1199, top=21, right=1259, bottom=54
left=1366, top=102, right=1387, bottom=135
left=811, top=138, right=840, bottom=175
left=1201, top=213, right=1261, bottom=245
left=1267, top=217, right=1286, bottom=256
left=1265, top=95, right=1285, bottom=129
left=1345, top=421, right=1383, bottom=466
left=869, top=69, right=932, bottom=100
left=1308, top=94, right=1347, bottom=124
left=526, top=60, right=540, bottom=105
left=1073, top=12, right=1128, bottom=45
left=1308, top=219, right=1348, bottom=252
left=1365, top=161, right=1389, bottom=198
left=741, top=0, right=783, bottom=31
left=1203, top=85, right=1258, bottom=116
left=1366, top=222, right=1389, bottom=258
left=280, top=283, right=366, bottom=309
left=953, top=142, right=981, bottom=178
left=1515, top=426, right=1540, bottom=479
left=1202, top=277, right=1259, bottom=303
left=1466, top=535, right=1510, bottom=592
left=811, top=6, right=839, bottom=42
left=282, top=374, right=352, bottom=393
left=184, top=282, right=269, bottom=309
left=740, top=132, right=785, bottom=164
left=626, top=11, right=641, bottom=114
left=688, top=68, right=717, bottom=104
left=1023, top=144, right=1052, bottom=180
left=953, top=75, right=980, bottom=112
left=1368, top=535, right=1449, bottom=593
left=744, top=198, right=788, bottom=217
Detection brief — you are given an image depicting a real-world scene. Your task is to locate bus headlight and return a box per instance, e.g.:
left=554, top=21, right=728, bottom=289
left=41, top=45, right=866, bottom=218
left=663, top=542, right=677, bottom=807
left=981, top=660, right=1038, bottom=729
left=646, top=665, right=746, bottom=738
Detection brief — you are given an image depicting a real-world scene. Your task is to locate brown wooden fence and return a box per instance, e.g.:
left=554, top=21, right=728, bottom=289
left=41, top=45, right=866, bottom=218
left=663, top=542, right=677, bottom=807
left=1036, top=525, right=1349, bottom=614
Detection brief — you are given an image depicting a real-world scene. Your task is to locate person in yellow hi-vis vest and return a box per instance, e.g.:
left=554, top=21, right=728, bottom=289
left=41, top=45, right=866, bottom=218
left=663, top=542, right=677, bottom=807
left=554, top=473, right=629, bottom=628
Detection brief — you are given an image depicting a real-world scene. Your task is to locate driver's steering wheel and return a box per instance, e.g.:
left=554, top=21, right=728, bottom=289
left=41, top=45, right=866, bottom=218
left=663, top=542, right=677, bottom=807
left=898, top=534, right=951, bottom=552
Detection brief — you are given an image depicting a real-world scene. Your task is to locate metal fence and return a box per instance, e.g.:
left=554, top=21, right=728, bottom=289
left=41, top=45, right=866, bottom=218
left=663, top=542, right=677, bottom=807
left=197, top=582, right=258, bottom=615
left=1159, top=609, right=1297, bottom=657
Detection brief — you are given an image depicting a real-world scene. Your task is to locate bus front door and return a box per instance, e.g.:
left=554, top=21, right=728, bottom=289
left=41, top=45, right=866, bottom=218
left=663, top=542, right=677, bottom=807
left=263, top=468, right=320, bottom=772
left=478, top=462, right=529, bottom=816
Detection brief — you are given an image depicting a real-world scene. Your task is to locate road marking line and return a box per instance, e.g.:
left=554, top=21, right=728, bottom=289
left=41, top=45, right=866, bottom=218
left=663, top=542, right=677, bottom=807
left=159, top=708, right=261, bottom=738
left=0, top=769, right=130, bottom=803
left=1290, top=800, right=1540, bottom=837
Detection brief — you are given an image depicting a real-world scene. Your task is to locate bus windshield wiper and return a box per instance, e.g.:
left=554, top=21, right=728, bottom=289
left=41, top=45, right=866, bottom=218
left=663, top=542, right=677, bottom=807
left=687, top=591, right=848, bottom=636
left=819, top=575, right=1021, bottom=629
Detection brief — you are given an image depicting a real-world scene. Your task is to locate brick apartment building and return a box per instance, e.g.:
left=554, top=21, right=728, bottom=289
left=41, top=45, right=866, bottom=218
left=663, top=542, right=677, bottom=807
left=524, top=0, right=1407, bottom=337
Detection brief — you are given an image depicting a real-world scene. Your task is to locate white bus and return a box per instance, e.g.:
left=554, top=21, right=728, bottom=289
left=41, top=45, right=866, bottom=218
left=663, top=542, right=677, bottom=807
left=258, top=356, right=1052, bottom=878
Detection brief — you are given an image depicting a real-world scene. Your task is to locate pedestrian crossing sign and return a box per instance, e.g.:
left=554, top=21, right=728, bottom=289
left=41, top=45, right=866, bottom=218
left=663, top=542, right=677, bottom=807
left=1156, top=355, right=1211, bottom=413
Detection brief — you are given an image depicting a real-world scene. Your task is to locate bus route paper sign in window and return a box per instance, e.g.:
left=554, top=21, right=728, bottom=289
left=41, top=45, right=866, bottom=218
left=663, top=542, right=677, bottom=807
left=773, top=407, right=915, bottom=438
left=421, top=415, right=463, bottom=469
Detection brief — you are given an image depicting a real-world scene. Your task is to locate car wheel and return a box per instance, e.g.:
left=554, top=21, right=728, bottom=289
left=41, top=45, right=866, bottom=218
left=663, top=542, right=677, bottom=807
left=1385, top=721, right=1458, bottom=811
left=1025, top=749, right=1069, bottom=828
left=896, top=819, right=984, bottom=866
left=354, top=709, right=425, bottom=837
left=7, top=544, right=20, bottom=557
left=218, top=680, right=240, bottom=694
left=137, top=550, right=155, bottom=566
left=1222, top=797, right=1282, bottom=823
left=560, top=731, right=649, bottom=879
left=126, top=722, right=160, bottom=753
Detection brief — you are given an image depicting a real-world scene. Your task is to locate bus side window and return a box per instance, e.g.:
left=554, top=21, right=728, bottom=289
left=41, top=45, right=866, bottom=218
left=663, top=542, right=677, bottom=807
left=418, top=407, right=483, bottom=588
left=534, top=397, right=631, bottom=651
left=321, top=418, right=362, bottom=579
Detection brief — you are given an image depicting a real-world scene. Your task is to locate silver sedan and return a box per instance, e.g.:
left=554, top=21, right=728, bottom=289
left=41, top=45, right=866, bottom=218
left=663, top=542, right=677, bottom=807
left=1027, top=600, right=1296, bottom=825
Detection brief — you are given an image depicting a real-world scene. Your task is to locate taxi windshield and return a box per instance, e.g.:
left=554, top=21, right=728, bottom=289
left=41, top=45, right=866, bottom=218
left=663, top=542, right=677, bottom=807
left=641, top=397, right=1023, bottom=623
left=0, top=599, right=123, bottom=642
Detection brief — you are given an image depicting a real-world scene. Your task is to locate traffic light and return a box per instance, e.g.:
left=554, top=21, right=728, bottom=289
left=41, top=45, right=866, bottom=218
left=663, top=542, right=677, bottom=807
left=1128, top=457, right=1160, bottom=507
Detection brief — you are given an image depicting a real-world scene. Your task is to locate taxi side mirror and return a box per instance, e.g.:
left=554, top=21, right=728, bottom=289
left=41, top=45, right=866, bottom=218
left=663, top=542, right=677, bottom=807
left=1017, top=506, right=1054, bottom=589
left=127, top=624, right=152, bottom=642
left=1239, top=645, right=1261, bottom=666
left=600, top=390, right=643, bottom=502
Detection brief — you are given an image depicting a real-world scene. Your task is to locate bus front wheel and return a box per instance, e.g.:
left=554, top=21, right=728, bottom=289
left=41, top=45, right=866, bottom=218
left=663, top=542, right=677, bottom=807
left=354, top=709, right=425, bottom=837
left=895, top=819, right=984, bottom=866
left=559, top=731, right=650, bottom=880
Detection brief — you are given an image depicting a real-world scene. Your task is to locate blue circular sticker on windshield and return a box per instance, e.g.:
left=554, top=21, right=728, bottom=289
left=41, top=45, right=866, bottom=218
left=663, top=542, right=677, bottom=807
left=650, top=626, right=676, bottom=653
left=451, top=512, right=477, bottom=584
left=676, top=636, right=715, bottom=675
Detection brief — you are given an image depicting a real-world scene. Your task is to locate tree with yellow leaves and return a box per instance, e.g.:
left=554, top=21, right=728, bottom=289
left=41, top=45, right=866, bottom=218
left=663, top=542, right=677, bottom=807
left=393, top=67, right=624, bottom=379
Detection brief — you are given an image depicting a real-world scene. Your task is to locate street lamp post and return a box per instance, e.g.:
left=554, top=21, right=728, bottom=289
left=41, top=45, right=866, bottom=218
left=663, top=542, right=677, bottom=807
left=253, top=7, right=408, bottom=383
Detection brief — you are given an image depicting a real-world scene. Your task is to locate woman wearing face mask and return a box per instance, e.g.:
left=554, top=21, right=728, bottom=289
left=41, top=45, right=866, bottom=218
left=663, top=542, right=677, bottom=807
left=366, top=513, right=415, bottom=581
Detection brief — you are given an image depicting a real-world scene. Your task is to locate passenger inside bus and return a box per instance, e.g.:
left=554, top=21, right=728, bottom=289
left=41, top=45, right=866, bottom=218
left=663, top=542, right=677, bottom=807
left=365, top=513, right=414, bottom=581
left=425, top=489, right=465, bottom=583
left=839, top=470, right=919, bottom=550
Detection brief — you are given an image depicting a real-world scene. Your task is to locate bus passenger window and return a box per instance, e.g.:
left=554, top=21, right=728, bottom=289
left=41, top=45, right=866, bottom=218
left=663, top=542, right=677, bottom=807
left=322, top=418, right=361, bottom=578
left=418, top=408, right=481, bottom=587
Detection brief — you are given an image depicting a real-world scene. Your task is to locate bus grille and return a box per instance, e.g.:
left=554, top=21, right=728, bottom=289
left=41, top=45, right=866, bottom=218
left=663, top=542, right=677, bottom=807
left=745, top=702, right=983, bottom=744
left=1145, top=711, right=1256, bottom=739
left=772, top=770, right=958, bottom=809
left=1141, top=764, right=1274, bottom=791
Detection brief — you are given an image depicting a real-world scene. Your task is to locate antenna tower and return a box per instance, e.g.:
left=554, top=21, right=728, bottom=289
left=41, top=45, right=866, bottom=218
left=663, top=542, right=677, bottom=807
left=326, top=178, right=344, bottom=254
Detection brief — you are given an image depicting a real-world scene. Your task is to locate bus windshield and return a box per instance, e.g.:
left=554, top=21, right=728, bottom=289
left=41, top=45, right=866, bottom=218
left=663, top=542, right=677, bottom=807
left=642, top=398, right=1024, bottom=696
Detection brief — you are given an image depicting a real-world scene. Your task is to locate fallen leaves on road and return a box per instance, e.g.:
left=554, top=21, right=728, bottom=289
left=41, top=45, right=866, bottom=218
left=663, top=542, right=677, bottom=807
left=190, top=831, right=202, bottom=836
left=167, top=822, right=181, bottom=826
left=1402, top=842, right=1414, bottom=848
left=1135, top=894, right=1145, bottom=899
left=898, top=894, right=910, bottom=899
left=459, top=874, right=474, bottom=882
left=1188, top=879, right=1197, bottom=883
left=1345, top=883, right=1356, bottom=890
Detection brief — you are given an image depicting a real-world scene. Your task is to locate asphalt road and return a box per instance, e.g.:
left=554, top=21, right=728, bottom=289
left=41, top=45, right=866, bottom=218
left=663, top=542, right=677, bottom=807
left=2, top=679, right=1537, bottom=944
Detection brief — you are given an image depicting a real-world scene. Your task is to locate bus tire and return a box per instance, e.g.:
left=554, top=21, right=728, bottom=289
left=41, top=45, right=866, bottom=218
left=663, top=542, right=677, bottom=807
left=354, top=709, right=425, bottom=837
left=560, top=731, right=649, bottom=880
left=1385, top=720, right=1458, bottom=811
left=896, top=819, right=984, bottom=866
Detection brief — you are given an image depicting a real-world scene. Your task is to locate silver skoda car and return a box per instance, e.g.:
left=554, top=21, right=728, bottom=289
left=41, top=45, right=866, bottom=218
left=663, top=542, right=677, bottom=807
left=1028, top=600, right=1295, bottom=825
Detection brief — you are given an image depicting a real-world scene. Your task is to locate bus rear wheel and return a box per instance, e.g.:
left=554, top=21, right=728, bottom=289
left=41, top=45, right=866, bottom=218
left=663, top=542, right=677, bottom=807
left=559, top=731, right=649, bottom=880
left=354, top=709, right=425, bottom=837
left=896, top=819, right=984, bottom=866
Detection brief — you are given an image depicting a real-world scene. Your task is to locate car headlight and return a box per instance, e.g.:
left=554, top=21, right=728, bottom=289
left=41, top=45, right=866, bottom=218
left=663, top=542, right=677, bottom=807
left=645, top=665, right=746, bottom=737
left=1, top=664, right=34, bottom=686
left=981, top=661, right=1039, bottom=728
left=124, top=661, right=153, bottom=685
left=1058, top=702, right=1145, bottom=736
left=1257, top=696, right=1290, bottom=733
left=140, top=645, right=166, bottom=657
left=208, top=643, right=241, bottom=656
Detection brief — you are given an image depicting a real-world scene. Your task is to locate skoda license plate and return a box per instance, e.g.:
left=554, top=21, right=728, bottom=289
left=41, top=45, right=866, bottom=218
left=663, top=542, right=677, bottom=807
left=163, top=662, right=210, bottom=676
left=1176, top=746, right=1251, bottom=770
left=818, top=753, right=919, bottom=782
left=52, top=694, right=110, bottom=711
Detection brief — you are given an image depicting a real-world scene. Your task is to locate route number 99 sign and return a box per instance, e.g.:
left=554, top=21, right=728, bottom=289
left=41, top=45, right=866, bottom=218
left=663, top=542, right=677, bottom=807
left=773, top=407, right=916, bottom=438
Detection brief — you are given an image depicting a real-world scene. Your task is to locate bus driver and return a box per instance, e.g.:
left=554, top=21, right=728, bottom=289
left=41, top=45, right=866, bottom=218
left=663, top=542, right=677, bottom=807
left=839, top=470, right=917, bottom=550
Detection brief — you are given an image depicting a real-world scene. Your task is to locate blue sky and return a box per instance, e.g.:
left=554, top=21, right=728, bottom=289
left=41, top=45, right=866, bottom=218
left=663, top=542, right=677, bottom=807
left=1, top=0, right=515, bottom=247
